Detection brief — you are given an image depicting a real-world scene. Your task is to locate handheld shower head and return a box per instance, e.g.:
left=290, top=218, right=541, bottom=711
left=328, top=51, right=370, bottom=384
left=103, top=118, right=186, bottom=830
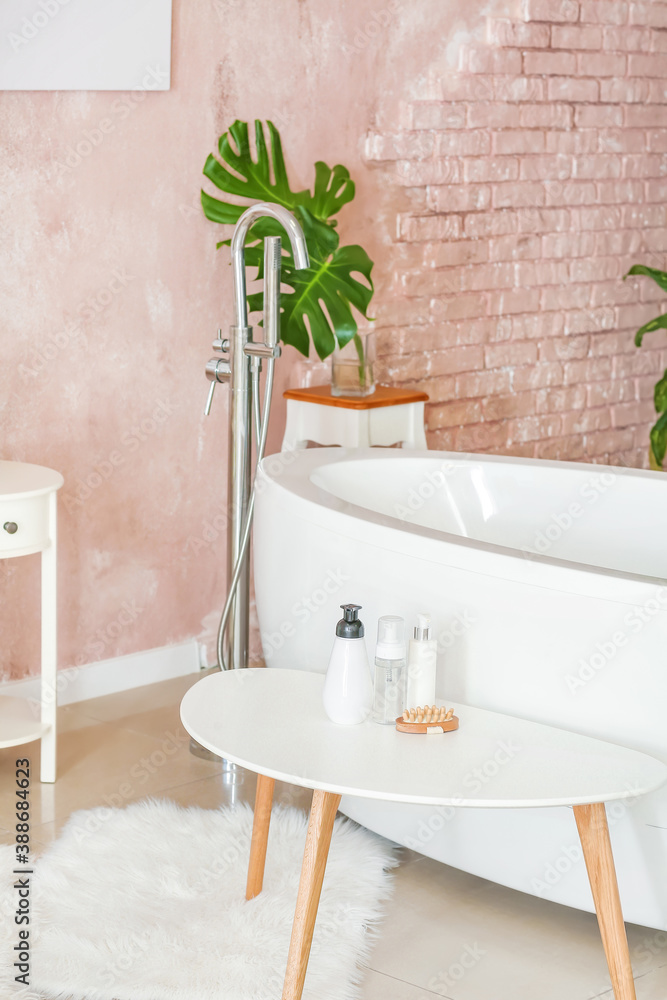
left=263, top=236, right=281, bottom=351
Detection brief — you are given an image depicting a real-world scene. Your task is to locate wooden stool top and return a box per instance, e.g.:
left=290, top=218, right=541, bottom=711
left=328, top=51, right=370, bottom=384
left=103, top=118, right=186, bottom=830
left=283, top=384, right=429, bottom=411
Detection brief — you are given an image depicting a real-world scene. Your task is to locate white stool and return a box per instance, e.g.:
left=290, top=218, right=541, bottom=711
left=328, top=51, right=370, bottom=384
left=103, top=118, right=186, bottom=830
left=281, top=385, right=429, bottom=451
left=0, top=460, right=63, bottom=782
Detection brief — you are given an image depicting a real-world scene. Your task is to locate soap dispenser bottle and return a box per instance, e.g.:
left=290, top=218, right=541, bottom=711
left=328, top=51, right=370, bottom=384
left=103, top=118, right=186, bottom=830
left=323, top=604, right=372, bottom=725
left=372, top=615, right=406, bottom=725
left=405, top=613, right=438, bottom=708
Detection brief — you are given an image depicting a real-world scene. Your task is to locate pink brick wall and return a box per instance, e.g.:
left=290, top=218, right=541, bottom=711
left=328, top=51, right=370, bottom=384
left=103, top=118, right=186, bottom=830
left=365, top=0, right=667, bottom=466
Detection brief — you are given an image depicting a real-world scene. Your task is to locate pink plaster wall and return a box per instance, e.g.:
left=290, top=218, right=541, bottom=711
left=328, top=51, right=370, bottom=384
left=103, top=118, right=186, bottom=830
left=1, top=0, right=664, bottom=680
left=1, top=0, right=494, bottom=679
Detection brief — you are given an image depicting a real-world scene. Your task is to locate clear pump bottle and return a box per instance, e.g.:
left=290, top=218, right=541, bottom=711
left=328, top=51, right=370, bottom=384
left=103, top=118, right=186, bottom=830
left=372, top=615, right=406, bottom=724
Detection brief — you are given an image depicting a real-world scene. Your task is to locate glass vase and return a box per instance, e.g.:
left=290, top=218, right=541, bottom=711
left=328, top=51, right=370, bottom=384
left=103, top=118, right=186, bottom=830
left=331, top=329, right=375, bottom=398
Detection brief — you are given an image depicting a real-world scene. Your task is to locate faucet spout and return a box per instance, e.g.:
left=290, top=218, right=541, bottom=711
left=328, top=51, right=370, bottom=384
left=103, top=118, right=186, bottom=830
left=230, top=202, right=309, bottom=328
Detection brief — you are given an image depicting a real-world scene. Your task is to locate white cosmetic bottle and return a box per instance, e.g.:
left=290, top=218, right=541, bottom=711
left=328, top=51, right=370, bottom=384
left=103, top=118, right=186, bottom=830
left=323, top=604, right=372, bottom=725
left=405, top=613, right=437, bottom=708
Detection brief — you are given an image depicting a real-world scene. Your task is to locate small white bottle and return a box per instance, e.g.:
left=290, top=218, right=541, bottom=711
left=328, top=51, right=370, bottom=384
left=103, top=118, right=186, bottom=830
left=372, top=616, right=406, bottom=725
left=405, top=613, right=437, bottom=708
left=323, top=604, right=373, bottom=725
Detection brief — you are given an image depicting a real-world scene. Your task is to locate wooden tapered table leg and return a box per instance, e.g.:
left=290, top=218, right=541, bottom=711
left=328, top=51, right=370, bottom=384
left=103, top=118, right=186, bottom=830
left=573, top=803, right=636, bottom=1000
left=282, top=789, right=342, bottom=1000
left=246, top=774, right=275, bottom=900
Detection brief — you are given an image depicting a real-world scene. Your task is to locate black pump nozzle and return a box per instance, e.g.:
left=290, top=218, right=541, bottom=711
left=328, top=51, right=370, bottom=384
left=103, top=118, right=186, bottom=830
left=336, top=603, right=364, bottom=639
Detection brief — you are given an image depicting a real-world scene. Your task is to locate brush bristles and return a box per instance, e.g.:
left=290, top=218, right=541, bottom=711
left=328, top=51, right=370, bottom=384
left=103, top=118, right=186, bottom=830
left=401, top=705, right=455, bottom=724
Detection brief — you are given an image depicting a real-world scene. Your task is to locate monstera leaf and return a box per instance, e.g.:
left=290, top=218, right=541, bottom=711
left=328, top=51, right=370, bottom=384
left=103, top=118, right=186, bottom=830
left=201, top=119, right=373, bottom=358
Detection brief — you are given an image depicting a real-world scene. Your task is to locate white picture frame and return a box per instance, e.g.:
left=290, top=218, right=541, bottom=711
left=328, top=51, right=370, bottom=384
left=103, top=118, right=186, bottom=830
left=0, top=0, right=172, bottom=91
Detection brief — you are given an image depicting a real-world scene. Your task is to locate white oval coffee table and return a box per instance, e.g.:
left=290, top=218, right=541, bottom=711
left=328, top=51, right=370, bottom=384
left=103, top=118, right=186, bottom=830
left=181, top=668, right=667, bottom=1000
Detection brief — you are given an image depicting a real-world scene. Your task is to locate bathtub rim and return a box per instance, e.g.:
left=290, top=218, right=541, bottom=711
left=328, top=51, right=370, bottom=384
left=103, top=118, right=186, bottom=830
left=256, top=447, right=667, bottom=606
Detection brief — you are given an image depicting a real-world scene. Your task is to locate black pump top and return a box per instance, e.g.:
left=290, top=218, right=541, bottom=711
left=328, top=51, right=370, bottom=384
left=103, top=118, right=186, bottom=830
left=336, top=603, right=364, bottom=639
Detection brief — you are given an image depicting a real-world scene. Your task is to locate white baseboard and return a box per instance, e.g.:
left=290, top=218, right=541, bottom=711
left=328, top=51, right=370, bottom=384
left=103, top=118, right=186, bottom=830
left=0, top=639, right=204, bottom=707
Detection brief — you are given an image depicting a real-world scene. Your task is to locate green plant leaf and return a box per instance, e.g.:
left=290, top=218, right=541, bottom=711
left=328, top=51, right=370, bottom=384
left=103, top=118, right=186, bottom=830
left=200, top=189, right=244, bottom=225
left=624, top=264, right=667, bottom=462
left=655, top=369, right=667, bottom=413
left=633, top=312, right=667, bottom=347
left=203, top=120, right=309, bottom=214
left=310, top=162, right=355, bottom=221
left=650, top=410, right=667, bottom=467
left=201, top=120, right=354, bottom=228
left=624, top=264, right=667, bottom=293
left=285, top=242, right=374, bottom=359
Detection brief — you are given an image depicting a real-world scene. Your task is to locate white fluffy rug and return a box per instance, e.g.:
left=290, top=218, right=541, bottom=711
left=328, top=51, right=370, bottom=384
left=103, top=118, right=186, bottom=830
left=0, top=799, right=396, bottom=1000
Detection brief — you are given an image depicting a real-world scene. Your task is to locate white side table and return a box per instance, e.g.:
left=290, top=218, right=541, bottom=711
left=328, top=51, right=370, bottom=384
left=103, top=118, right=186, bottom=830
left=181, top=669, right=667, bottom=1000
left=282, top=385, right=429, bottom=451
left=0, top=461, right=63, bottom=782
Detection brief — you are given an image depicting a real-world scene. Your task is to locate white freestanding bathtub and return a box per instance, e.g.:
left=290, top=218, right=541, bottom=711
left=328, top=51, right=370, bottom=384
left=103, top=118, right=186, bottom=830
left=253, top=447, right=667, bottom=930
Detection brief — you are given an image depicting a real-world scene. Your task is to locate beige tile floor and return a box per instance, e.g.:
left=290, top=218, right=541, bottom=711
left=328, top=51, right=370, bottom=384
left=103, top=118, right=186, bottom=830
left=1, top=671, right=666, bottom=1000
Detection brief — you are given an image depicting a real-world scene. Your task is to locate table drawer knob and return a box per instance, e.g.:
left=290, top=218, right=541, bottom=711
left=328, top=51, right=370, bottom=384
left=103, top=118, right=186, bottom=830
left=3, top=522, right=18, bottom=534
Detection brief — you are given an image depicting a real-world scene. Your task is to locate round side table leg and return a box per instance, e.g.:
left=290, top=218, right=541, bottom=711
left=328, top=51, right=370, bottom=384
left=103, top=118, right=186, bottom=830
left=282, top=789, right=342, bottom=1000
left=573, top=803, right=636, bottom=1000
left=40, top=494, right=57, bottom=784
left=246, top=773, right=275, bottom=900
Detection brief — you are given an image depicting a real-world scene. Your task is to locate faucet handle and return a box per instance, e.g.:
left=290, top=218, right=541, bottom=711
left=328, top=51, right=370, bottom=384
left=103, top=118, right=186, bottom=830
left=204, top=382, right=216, bottom=417
left=204, top=357, right=231, bottom=416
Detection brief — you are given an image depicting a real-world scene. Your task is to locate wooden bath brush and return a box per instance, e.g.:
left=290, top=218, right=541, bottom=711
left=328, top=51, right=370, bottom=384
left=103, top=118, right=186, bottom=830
left=396, top=704, right=459, bottom=734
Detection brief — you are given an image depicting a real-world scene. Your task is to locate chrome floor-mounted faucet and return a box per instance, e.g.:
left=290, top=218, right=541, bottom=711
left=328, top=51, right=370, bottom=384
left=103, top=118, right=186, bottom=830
left=204, top=203, right=309, bottom=671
